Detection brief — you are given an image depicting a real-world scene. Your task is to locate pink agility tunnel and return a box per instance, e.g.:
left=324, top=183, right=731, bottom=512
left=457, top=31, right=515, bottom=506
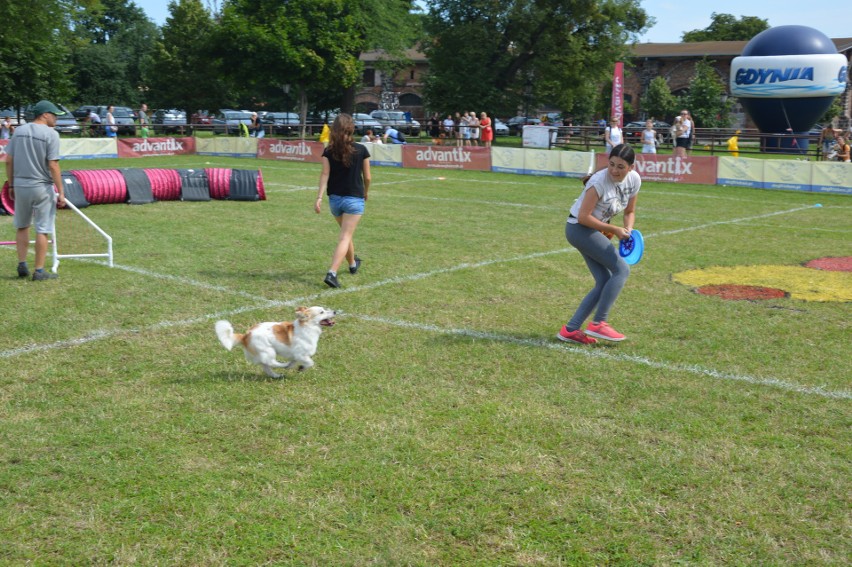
left=205, top=168, right=232, bottom=199
left=1, top=168, right=265, bottom=216
left=71, top=169, right=128, bottom=205
left=0, top=181, right=12, bottom=215
left=144, top=169, right=182, bottom=201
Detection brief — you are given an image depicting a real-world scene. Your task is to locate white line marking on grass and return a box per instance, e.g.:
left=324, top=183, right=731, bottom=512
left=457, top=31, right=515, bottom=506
left=375, top=192, right=553, bottom=209
left=77, top=260, right=280, bottom=303
left=0, top=303, right=270, bottom=360
left=648, top=205, right=817, bottom=237
left=347, top=314, right=852, bottom=400
left=4, top=203, right=840, bottom=402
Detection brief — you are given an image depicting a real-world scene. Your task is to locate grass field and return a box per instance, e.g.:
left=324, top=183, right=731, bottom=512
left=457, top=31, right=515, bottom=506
left=1, top=155, right=850, bottom=565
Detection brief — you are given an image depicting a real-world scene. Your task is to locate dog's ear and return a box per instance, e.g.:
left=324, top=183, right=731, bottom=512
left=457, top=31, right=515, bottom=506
left=295, top=306, right=310, bottom=321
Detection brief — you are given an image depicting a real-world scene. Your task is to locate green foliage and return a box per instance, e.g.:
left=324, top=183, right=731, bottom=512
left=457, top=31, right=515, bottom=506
left=216, top=0, right=419, bottom=114
left=146, top=0, right=227, bottom=112
left=423, top=0, right=650, bottom=118
left=819, top=97, right=843, bottom=125
left=68, top=0, right=159, bottom=106
left=641, top=76, right=679, bottom=122
left=0, top=0, right=73, bottom=109
left=681, top=59, right=731, bottom=129
left=682, top=12, right=768, bottom=42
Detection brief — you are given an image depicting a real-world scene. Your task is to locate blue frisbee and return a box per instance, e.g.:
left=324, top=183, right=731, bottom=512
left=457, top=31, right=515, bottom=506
left=619, top=229, right=644, bottom=265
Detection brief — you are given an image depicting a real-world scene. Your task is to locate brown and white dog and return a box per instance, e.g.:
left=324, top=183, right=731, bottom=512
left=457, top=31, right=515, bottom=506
left=215, top=306, right=336, bottom=377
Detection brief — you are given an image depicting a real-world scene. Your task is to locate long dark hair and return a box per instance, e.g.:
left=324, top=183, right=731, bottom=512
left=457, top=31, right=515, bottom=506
left=609, top=143, right=635, bottom=165
left=328, top=113, right=356, bottom=167
left=580, top=143, right=637, bottom=185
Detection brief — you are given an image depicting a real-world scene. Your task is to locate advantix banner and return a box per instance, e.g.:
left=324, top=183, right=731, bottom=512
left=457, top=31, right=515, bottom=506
left=401, top=145, right=491, bottom=170
left=596, top=153, right=719, bottom=184
left=117, top=137, right=196, bottom=158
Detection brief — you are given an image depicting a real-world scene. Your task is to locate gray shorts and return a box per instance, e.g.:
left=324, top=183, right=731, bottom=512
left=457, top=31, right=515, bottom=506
left=13, top=184, right=57, bottom=234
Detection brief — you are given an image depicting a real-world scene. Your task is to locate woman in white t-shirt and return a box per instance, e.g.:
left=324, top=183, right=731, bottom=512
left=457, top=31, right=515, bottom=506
left=674, top=109, right=692, bottom=157
left=557, top=144, right=641, bottom=345
left=641, top=120, right=657, bottom=154
left=604, top=118, right=622, bottom=153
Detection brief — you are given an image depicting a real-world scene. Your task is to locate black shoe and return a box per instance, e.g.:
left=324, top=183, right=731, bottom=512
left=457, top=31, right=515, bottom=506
left=32, top=270, right=58, bottom=281
left=349, top=256, right=362, bottom=274
left=323, top=272, right=340, bottom=288
left=17, top=263, right=29, bottom=278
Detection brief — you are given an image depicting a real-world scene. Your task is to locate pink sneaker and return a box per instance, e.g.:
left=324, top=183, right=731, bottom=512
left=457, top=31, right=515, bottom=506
left=585, top=321, right=625, bottom=342
left=557, top=326, right=598, bottom=345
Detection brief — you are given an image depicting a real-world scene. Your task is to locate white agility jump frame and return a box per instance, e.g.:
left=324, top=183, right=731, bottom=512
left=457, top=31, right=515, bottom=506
left=5, top=201, right=115, bottom=272
left=50, top=200, right=114, bottom=272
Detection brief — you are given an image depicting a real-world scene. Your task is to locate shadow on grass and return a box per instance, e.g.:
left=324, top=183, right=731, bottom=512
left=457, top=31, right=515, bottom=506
left=199, top=269, right=323, bottom=287
left=176, top=369, right=301, bottom=384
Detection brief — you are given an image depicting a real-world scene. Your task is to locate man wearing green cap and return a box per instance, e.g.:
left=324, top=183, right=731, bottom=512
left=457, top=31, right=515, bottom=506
left=5, top=100, right=66, bottom=280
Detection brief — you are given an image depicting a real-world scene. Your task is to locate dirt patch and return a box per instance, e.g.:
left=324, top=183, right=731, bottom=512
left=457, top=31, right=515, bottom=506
left=695, top=284, right=788, bottom=301
left=803, top=256, right=852, bottom=272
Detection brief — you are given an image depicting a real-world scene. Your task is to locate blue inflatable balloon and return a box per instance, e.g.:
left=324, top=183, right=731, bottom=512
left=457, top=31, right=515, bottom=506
left=730, top=26, right=848, bottom=150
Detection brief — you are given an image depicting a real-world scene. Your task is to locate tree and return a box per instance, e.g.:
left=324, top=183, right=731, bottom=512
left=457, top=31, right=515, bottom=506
left=681, top=59, right=731, bottom=129
left=146, top=0, right=227, bottom=113
left=641, top=76, right=679, bottom=121
left=0, top=0, right=73, bottom=111
left=682, top=13, right=768, bottom=42
left=216, top=0, right=419, bottom=125
left=68, top=0, right=160, bottom=106
left=422, top=0, right=650, bottom=119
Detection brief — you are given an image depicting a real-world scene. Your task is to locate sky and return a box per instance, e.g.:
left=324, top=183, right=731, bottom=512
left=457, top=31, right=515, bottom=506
left=139, top=1, right=849, bottom=44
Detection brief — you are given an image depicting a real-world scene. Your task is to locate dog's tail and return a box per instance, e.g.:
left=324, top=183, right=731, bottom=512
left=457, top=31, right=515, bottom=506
left=215, top=320, right=242, bottom=351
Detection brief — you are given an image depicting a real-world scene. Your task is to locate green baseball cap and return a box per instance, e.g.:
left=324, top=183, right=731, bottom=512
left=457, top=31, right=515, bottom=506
left=32, top=100, right=65, bottom=117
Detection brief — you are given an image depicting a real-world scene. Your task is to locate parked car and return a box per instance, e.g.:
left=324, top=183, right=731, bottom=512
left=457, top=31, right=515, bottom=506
left=212, top=110, right=253, bottom=135
left=352, top=113, right=383, bottom=136
left=72, top=105, right=99, bottom=120
left=506, top=116, right=541, bottom=135
left=190, top=110, right=213, bottom=126
left=369, top=109, right=420, bottom=136
left=96, top=105, right=136, bottom=135
left=493, top=119, right=509, bottom=136
left=151, top=109, right=187, bottom=134
left=623, top=120, right=672, bottom=144
left=20, top=103, right=80, bottom=135
left=262, top=111, right=300, bottom=135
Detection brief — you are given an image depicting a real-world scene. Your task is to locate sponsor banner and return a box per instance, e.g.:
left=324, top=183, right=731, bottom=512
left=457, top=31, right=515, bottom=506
left=401, top=145, right=489, bottom=170
left=0, top=140, right=7, bottom=162
left=523, top=148, right=563, bottom=177
left=730, top=54, right=848, bottom=98
left=717, top=157, right=765, bottom=188
left=522, top=126, right=556, bottom=149
left=611, top=62, right=624, bottom=126
left=257, top=139, right=323, bottom=163
left=368, top=142, right=403, bottom=167
left=196, top=137, right=257, bottom=158
left=811, top=162, right=852, bottom=195
left=59, top=137, right=118, bottom=160
left=597, top=153, right=717, bottom=184
left=117, top=137, right=195, bottom=158
left=560, top=151, right=595, bottom=178
left=762, top=159, right=812, bottom=192
left=490, top=147, right=525, bottom=174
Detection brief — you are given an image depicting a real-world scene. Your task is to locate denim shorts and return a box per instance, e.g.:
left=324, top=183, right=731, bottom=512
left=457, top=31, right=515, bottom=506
left=328, top=195, right=365, bottom=216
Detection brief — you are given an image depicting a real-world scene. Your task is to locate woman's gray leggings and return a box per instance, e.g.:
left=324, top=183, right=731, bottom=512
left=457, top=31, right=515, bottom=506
left=564, top=222, right=630, bottom=330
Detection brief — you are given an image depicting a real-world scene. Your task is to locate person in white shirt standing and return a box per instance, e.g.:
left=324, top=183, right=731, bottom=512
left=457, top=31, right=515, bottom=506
left=674, top=109, right=692, bottom=157
left=604, top=118, right=623, bottom=153
left=556, top=144, right=641, bottom=345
